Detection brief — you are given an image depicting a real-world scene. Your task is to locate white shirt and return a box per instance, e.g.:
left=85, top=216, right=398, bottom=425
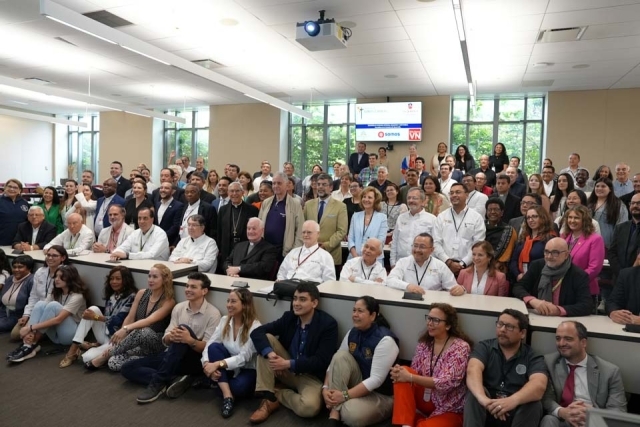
left=202, top=316, right=262, bottom=373
left=339, top=257, right=388, bottom=285
left=390, top=210, right=437, bottom=266
left=180, top=200, right=200, bottom=239
left=23, top=266, right=55, bottom=317
left=433, top=207, right=486, bottom=266
left=552, top=355, right=590, bottom=418
left=170, top=233, right=219, bottom=272
left=94, top=194, right=115, bottom=236
left=543, top=181, right=555, bottom=198
left=44, top=225, right=96, bottom=255
left=466, top=190, right=488, bottom=218
left=31, top=227, right=39, bottom=245
left=331, top=189, right=352, bottom=202
left=470, top=269, right=489, bottom=295
left=253, top=175, right=272, bottom=191
left=439, top=178, right=456, bottom=200
left=337, top=331, right=399, bottom=392
left=157, top=197, right=174, bottom=224
left=387, top=255, right=457, bottom=291
left=97, top=223, right=135, bottom=250
left=217, top=197, right=230, bottom=211
left=277, top=243, right=336, bottom=282
left=114, top=225, right=170, bottom=260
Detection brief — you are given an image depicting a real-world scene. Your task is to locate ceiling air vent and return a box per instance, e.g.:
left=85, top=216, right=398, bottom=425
left=83, top=10, right=133, bottom=28
left=537, top=27, right=587, bottom=43
left=21, top=77, right=53, bottom=85
left=522, top=80, right=554, bottom=87
left=191, top=59, right=225, bottom=70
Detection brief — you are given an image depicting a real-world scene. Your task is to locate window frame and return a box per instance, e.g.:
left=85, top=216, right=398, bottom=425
left=67, top=115, right=99, bottom=183
left=163, top=109, right=210, bottom=166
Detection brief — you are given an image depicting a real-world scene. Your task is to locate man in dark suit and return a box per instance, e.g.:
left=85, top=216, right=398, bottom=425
left=216, top=182, right=259, bottom=273
left=12, top=206, right=56, bottom=251
left=150, top=168, right=186, bottom=205
left=82, top=170, right=104, bottom=199
left=211, top=177, right=231, bottom=212
left=542, top=166, right=557, bottom=198
left=178, top=184, right=217, bottom=241
left=94, top=178, right=126, bottom=237
left=348, top=141, right=369, bottom=179
left=470, top=155, right=497, bottom=188
left=249, top=282, right=338, bottom=423
left=619, top=172, right=640, bottom=218
left=506, top=166, right=527, bottom=199
left=110, top=160, right=131, bottom=198
left=541, top=321, right=626, bottom=427
left=512, top=238, right=593, bottom=317
left=509, top=193, right=542, bottom=234
left=224, top=217, right=279, bottom=279
left=493, top=174, right=522, bottom=223
left=154, top=181, right=184, bottom=246
left=189, top=171, right=215, bottom=204
left=609, top=192, right=640, bottom=282
left=607, top=261, right=640, bottom=324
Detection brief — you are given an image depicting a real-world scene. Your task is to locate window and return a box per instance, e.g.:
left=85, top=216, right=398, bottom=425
left=68, top=115, right=99, bottom=182
left=163, top=109, right=209, bottom=165
left=450, top=96, right=545, bottom=176
left=289, top=102, right=356, bottom=177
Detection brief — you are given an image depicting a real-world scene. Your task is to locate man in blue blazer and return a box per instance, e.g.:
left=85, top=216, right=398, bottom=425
left=154, top=182, right=184, bottom=246
left=249, top=282, right=338, bottom=423
left=348, top=141, right=369, bottom=179
left=94, top=178, right=125, bottom=236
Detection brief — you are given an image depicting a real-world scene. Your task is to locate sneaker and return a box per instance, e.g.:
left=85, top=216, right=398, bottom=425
left=7, top=345, right=40, bottom=363
left=6, top=344, right=26, bottom=360
left=166, top=375, right=194, bottom=399
left=249, top=398, right=280, bottom=424
left=136, top=384, right=166, bottom=404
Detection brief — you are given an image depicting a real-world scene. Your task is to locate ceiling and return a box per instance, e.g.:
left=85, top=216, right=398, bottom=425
left=1, top=0, right=640, bottom=115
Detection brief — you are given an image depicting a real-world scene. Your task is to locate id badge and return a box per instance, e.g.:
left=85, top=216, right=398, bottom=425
left=452, top=236, right=460, bottom=252
left=423, top=389, right=432, bottom=402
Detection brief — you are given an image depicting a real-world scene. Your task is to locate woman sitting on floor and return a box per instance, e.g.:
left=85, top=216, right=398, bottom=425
left=87, top=264, right=175, bottom=371
left=0, top=255, right=35, bottom=335
left=202, top=288, right=261, bottom=418
left=59, top=265, right=137, bottom=368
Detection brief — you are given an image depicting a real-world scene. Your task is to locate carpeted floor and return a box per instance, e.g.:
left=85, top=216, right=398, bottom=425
left=0, top=338, right=393, bottom=427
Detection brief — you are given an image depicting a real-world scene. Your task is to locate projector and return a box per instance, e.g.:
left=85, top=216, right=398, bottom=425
left=296, top=11, right=350, bottom=52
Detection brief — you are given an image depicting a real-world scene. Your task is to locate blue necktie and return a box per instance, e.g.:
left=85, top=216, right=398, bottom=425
left=318, top=200, right=325, bottom=222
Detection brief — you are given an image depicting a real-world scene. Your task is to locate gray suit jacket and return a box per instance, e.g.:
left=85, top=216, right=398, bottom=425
left=542, top=353, right=627, bottom=415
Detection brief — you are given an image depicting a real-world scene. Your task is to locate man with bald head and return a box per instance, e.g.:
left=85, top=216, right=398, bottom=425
left=470, top=154, right=496, bottom=188
left=44, top=213, right=95, bottom=255
left=614, top=162, right=633, bottom=198
left=276, top=220, right=336, bottom=282
left=474, top=172, right=493, bottom=196
left=512, top=238, right=592, bottom=317
left=224, top=217, right=279, bottom=279
left=339, top=238, right=387, bottom=285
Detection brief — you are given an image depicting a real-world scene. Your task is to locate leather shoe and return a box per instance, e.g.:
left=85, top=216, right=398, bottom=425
left=249, top=398, right=280, bottom=424
left=221, top=397, right=234, bottom=418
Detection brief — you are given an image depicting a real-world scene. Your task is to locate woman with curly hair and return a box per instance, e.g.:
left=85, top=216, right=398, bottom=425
left=509, top=205, right=556, bottom=282
left=454, top=145, right=475, bottom=174
left=422, top=176, right=450, bottom=216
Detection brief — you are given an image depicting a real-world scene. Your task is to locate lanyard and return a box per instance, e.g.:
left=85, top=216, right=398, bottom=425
left=69, top=233, right=80, bottom=249
left=360, top=261, right=375, bottom=280
left=45, top=273, right=55, bottom=296
left=297, top=246, right=320, bottom=268
left=140, top=227, right=155, bottom=251
left=467, top=191, right=476, bottom=205
left=414, top=258, right=432, bottom=286
left=451, top=209, right=469, bottom=235
left=430, top=335, right=451, bottom=375
left=183, top=204, right=198, bottom=223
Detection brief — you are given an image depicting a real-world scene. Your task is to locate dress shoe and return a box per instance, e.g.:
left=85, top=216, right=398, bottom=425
left=249, top=398, right=280, bottom=424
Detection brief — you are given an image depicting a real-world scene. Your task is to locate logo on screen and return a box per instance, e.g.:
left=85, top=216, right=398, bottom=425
left=378, top=131, right=385, bottom=138
left=408, top=129, right=421, bottom=140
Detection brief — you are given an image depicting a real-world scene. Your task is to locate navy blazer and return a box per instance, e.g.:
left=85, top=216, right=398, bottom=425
left=150, top=187, right=186, bottom=205
left=251, top=309, right=338, bottom=380
left=12, top=221, right=57, bottom=249
left=154, top=199, right=184, bottom=245
left=94, top=194, right=126, bottom=229
left=348, top=152, right=369, bottom=175
left=115, top=176, right=132, bottom=198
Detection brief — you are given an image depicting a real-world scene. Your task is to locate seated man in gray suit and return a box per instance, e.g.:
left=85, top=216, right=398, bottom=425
left=224, top=217, right=279, bottom=280
left=541, top=321, right=627, bottom=427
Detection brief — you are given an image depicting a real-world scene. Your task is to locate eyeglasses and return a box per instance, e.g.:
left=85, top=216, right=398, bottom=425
left=496, top=321, right=517, bottom=332
left=526, top=215, right=540, bottom=220
left=425, top=315, right=446, bottom=325
left=4, top=184, right=20, bottom=190
left=544, top=249, right=567, bottom=257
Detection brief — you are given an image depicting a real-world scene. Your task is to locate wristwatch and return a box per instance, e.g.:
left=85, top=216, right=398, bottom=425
left=219, top=360, right=227, bottom=369
left=123, top=326, right=129, bottom=333
left=460, top=261, right=467, bottom=268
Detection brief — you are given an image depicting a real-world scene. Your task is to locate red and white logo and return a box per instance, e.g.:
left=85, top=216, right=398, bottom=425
left=378, top=131, right=385, bottom=138
left=408, top=128, right=421, bottom=141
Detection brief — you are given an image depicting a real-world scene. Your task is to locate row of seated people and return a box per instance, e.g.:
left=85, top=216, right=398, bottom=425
left=0, top=252, right=631, bottom=427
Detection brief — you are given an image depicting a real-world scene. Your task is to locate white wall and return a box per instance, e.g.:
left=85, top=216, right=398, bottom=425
left=0, top=115, right=54, bottom=185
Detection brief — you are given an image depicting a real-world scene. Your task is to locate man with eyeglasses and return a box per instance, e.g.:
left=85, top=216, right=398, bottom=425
left=12, top=206, right=56, bottom=252
left=542, top=166, right=557, bottom=198
left=170, top=215, right=218, bottom=272
left=508, top=193, right=542, bottom=234
left=433, top=183, right=486, bottom=275
left=613, top=162, right=633, bottom=198
left=0, top=178, right=29, bottom=246
left=359, top=153, right=379, bottom=185
left=303, top=174, right=348, bottom=275
left=512, top=238, right=592, bottom=317
left=462, top=173, right=488, bottom=218
left=93, top=205, right=134, bottom=254
left=609, top=192, right=640, bottom=283
left=387, top=233, right=458, bottom=294
left=340, top=238, right=387, bottom=285
left=464, top=309, right=547, bottom=427
left=390, top=188, right=436, bottom=268
left=111, top=208, right=170, bottom=261
left=475, top=172, right=494, bottom=196
left=276, top=220, right=336, bottom=283
left=43, top=213, right=95, bottom=256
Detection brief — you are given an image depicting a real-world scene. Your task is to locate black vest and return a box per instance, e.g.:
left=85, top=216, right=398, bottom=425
left=348, top=324, right=398, bottom=395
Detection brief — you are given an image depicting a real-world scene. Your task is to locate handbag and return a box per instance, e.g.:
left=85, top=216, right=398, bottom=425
left=267, top=279, right=320, bottom=304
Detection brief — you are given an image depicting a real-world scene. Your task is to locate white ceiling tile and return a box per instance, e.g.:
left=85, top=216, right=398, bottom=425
left=464, top=0, right=549, bottom=17
left=346, top=27, right=409, bottom=46
left=334, top=11, right=402, bottom=31
left=542, top=3, right=640, bottom=29
left=396, top=5, right=453, bottom=27
left=311, top=40, right=416, bottom=61
left=530, top=47, right=640, bottom=64
left=581, top=21, right=640, bottom=39
left=546, top=0, right=640, bottom=14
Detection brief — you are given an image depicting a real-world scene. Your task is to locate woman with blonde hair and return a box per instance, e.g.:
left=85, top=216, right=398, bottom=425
left=203, top=288, right=261, bottom=418
left=87, top=264, right=176, bottom=371
left=527, top=173, right=551, bottom=213
left=203, top=169, right=219, bottom=195
left=429, top=142, right=449, bottom=176
left=347, top=187, right=387, bottom=265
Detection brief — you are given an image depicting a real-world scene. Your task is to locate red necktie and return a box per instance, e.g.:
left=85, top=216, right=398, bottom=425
left=560, top=364, right=577, bottom=407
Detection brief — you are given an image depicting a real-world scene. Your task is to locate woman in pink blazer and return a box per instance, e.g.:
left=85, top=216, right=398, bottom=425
left=561, top=206, right=605, bottom=296
left=456, top=241, right=509, bottom=296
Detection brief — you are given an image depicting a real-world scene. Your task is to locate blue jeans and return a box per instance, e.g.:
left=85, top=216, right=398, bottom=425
left=29, top=301, right=78, bottom=345
left=207, top=342, right=256, bottom=398
left=121, top=324, right=203, bottom=386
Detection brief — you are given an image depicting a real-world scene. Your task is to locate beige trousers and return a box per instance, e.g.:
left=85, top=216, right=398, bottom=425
left=255, top=333, right=323, bottom=418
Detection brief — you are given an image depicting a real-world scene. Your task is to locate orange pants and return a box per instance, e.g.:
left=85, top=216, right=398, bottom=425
left=392, top=367, right=464, bottom=427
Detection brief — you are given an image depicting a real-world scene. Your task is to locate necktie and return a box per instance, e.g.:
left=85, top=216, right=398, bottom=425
left=246, top=243, right=254, bottom=256
left=318, top=200, right=325, bottom=222
left=560, top=364, right=577, bottom=407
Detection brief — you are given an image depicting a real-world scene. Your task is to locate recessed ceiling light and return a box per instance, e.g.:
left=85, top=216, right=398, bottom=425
left=572, top=64, right=590, bottom=69
left=338, top=21, right=356, bottom=28
left=384, top=74, right=398, bottom=78
left=220, top=18, right=239, bottom=26
left=532, top=62, right=553, bottom=68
